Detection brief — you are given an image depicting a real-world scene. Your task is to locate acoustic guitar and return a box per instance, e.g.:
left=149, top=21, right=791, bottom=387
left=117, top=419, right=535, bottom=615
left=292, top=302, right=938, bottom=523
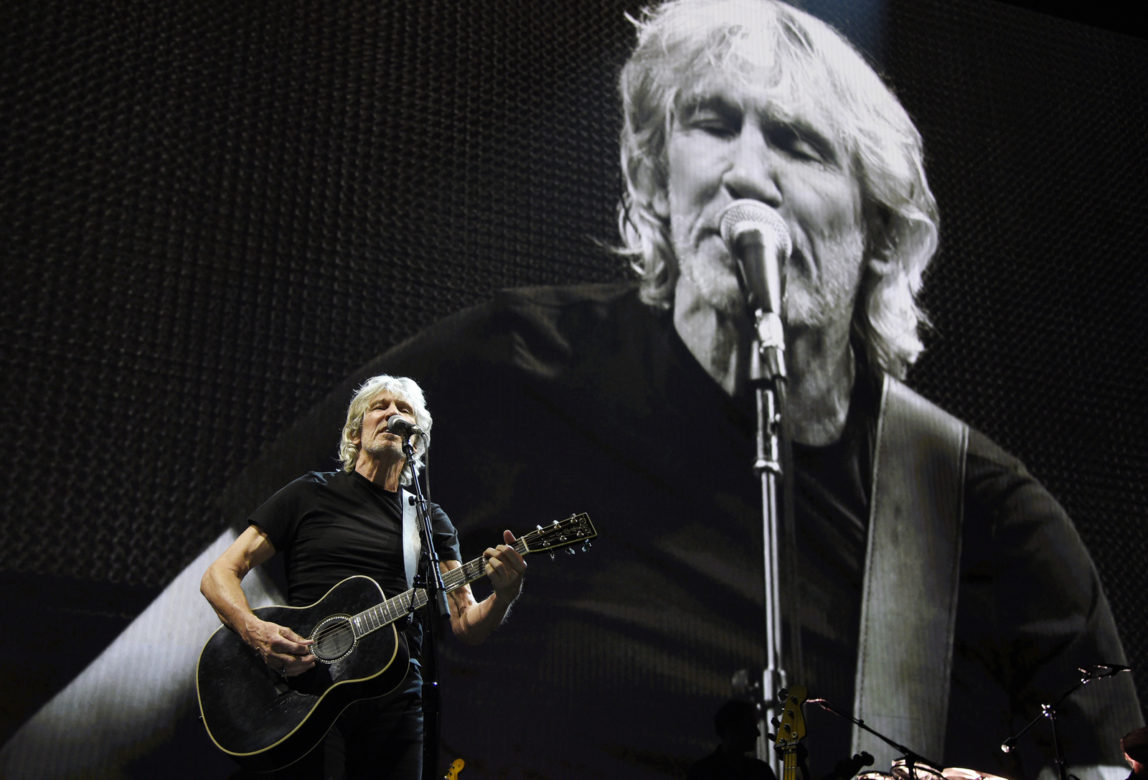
left=196, top=512, right=596, bottom=771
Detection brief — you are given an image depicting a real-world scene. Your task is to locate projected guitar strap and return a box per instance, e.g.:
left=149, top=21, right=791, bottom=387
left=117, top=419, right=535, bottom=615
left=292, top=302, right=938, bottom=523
left=851, top=375, right=968, bottom=769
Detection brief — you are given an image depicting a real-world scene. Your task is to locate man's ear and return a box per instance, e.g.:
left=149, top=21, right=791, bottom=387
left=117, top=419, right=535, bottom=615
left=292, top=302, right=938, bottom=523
left=866, top=252, right=895, bottom=276
left=863, top=206, right=898, bottom=276
left=866, top=212, right=937, bottom=282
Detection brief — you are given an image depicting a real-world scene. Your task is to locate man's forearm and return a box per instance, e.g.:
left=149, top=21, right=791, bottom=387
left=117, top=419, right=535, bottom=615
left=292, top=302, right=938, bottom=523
left=456, top=590, right=517, bottom=645
left=200, top=560, right=259, bottom=639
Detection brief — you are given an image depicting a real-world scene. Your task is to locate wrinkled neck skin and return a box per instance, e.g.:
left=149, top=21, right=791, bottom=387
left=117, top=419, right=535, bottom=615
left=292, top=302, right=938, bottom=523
left=355, top=448, right=406, bottom=492
left=672, top=290, right=855, bottom=447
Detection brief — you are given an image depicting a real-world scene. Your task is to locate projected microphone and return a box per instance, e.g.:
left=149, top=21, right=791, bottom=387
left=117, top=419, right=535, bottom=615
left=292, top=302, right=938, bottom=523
left=720, top=200, right=791, bottom=382
left=387, top=416, right=424, bottom=438
left=719, top=199, right=792, bottom=316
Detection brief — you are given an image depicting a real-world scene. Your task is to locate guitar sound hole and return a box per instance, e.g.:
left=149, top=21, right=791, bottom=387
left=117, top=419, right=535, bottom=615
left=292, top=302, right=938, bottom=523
left=311, top=616, right=356, bottom=663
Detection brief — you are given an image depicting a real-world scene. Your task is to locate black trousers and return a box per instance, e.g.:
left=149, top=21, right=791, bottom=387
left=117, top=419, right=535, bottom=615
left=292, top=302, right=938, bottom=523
left=236, top=687, right=423, bottom=780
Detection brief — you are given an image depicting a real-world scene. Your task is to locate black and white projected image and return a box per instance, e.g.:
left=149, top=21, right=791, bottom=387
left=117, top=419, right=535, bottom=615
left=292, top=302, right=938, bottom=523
left=2, top=1, right=1146, bottom=778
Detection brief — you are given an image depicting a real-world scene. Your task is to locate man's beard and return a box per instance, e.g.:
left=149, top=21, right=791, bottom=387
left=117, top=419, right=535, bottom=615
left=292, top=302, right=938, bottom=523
left=782, top=257, right=863, bottom=331
left=675, top=232, right=865, bottom=330
left=362, top=437, right=398, bottom=459
left=676, top=248, right=746, bottom=317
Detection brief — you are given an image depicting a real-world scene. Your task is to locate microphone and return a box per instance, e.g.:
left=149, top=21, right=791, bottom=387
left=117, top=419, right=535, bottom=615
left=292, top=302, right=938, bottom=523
left=719, top=199, right=792, bottom=316
left=387, top=416, right=424, bottom=438
left=1003, top=664, right=1132, bottom=754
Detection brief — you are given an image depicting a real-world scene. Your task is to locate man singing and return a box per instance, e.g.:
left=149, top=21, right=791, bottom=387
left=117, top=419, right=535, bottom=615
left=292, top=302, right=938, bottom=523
left=200, top=375, right=525, bottom=778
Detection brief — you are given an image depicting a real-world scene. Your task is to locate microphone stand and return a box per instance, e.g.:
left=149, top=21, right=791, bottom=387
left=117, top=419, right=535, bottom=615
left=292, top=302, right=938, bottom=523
left=1000, top=665, right=1131, bottom=780
left=720, top=201, right=799, bottom=778
left=748, top=305, right=799, bottom=778
left=811, top=698, right=943, bottom=777
left=400, top=436, right=450, bottom=780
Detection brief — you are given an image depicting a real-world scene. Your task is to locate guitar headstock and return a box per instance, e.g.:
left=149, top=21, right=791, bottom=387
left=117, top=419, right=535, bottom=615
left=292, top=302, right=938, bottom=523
left=520, top=513, right=596, bottom=556
left=774, top=685, right=807, bottom=751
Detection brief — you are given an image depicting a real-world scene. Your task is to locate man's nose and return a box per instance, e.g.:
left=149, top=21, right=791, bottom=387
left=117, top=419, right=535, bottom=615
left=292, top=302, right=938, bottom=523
left=722, top=128, right=782, bottom=207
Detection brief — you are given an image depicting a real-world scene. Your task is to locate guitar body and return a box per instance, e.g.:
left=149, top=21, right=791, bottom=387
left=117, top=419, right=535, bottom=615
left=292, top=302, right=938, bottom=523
left=196, top=575, right=411, bottom=772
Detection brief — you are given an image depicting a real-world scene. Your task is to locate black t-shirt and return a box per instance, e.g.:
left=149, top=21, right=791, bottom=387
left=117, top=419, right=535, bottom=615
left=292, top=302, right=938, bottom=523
left=249, top=469, right=461, bottom=662
left=789, top=363, right=878, bottom=765
left=225, top=282, right=1140, bottom=779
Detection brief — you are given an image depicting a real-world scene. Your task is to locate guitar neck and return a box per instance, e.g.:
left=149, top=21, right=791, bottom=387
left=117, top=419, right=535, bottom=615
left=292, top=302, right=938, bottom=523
left=351, top=539, right=532, bottom=637
left=443, top=536, right=531, bottom=593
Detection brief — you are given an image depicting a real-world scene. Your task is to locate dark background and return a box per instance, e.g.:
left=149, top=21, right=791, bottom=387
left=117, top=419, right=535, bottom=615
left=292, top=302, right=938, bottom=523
left=2, top=0, right=1145, bottom=774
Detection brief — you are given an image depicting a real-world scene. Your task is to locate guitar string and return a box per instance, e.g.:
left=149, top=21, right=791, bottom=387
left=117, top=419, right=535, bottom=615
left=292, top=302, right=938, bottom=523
left=302, top=522, right=588, bottom=647
left=304, top=561, right=473, bottom=649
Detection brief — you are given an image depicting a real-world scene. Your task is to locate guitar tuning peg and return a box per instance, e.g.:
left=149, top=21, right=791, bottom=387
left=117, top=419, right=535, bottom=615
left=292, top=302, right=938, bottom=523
left=565, top=547, right=576, bottom=555
left=536, top=524, right=543, bottom=531
left=548, top=551, right=556, bottom=561
left=581, top=541, right=592, bottom=552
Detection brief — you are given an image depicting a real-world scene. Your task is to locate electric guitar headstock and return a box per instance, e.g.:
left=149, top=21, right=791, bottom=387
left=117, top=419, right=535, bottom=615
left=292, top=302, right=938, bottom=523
left=774, top=685, right=808, bottom=780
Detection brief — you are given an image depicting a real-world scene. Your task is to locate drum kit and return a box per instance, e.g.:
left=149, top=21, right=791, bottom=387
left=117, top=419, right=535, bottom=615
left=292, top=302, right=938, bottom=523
left=753, top=663, right=1135, bottom=780
left=858, top=760, right=1007, bottom=779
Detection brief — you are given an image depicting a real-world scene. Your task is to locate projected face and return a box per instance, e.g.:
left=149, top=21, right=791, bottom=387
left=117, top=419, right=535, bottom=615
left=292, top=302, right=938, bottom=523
left=660, top=77, right=868, bottom=332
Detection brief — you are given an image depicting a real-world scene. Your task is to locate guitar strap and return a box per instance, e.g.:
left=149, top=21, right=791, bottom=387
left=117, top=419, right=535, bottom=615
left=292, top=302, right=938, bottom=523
left=400, top=488, right=422, bottom=589
left=850, top=375, right=968, bottom=770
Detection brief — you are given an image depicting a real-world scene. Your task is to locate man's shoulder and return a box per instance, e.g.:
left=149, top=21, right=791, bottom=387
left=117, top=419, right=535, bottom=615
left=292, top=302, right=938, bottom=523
left=887, top=379, right=1059, bottom=530
left=381, top=281, right=650, bottom=375
left=883, top=377, right=1024, bottom=474
left=290, top=469, right=341, bottom=486
left=221, top=287, right=650, bottom=524
left=490, top=280, right=640, bottom=311
left=881, top=375, right=965, bottom=431
left=266, top=470, right=342, bottom=500
left=428, top=281, right=643, bottom=340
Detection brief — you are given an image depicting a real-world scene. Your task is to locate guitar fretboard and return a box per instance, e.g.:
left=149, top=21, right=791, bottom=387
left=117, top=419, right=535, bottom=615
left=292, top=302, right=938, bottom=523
left=349, top=539, right=530, bottom=639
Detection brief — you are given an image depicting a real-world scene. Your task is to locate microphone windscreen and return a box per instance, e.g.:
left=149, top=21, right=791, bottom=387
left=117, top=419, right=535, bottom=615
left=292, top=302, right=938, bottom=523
left=387, top=416, right=419, bottom=436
